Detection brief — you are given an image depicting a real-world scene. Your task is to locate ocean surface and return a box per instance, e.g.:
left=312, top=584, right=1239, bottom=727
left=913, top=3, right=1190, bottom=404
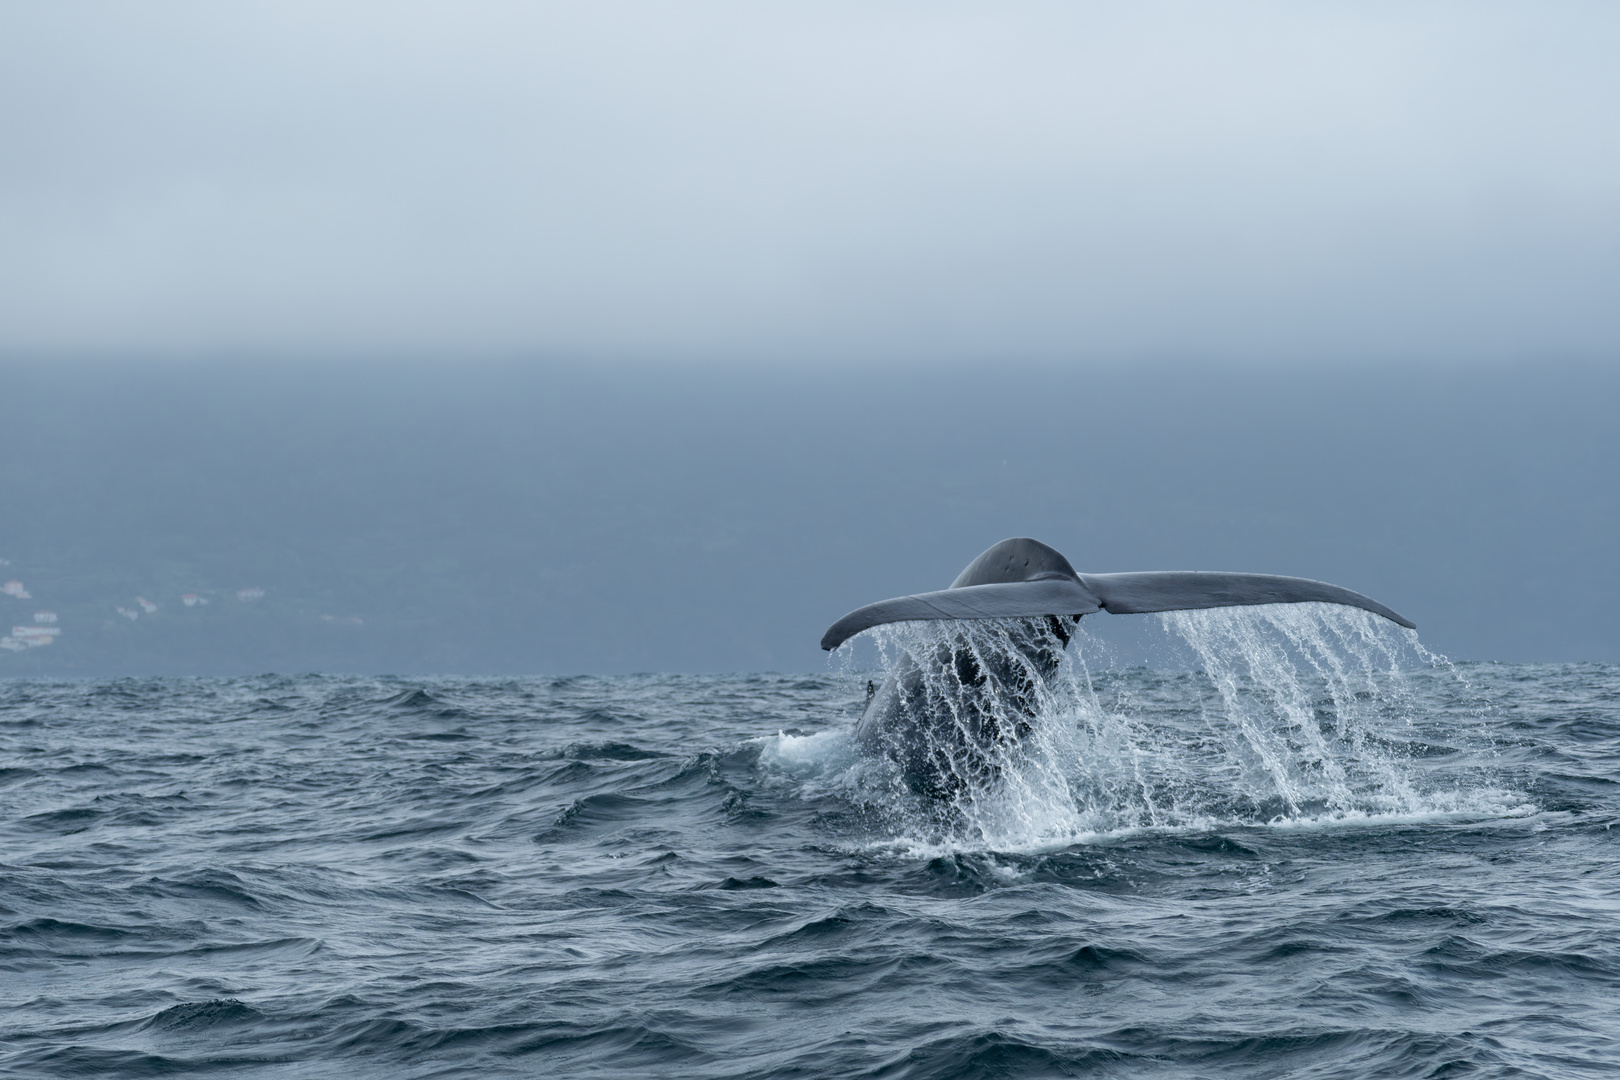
left=2, top=608, right=1618, bottom=1078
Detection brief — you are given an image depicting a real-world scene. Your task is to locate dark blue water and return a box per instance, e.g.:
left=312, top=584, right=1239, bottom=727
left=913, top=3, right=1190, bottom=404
left=3, top=609, right=1618, bottom=1078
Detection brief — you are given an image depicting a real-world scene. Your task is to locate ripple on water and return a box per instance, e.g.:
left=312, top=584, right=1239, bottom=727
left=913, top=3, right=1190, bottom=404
left=0, top=657, right=1616, bottom=1078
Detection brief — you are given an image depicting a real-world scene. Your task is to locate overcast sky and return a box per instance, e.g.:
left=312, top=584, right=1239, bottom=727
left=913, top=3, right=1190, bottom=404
left=3, top=1, right=1618, bottom=363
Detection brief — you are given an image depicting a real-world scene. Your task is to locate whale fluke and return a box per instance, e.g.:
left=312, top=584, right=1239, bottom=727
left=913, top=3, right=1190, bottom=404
left=831, top=537, right=1416, bottom=796
left=821, top=538, right=1413, bottom=650
left=1078, top=571, right=1415, bottom=629
left=820, top=578, right=1102, bottom=651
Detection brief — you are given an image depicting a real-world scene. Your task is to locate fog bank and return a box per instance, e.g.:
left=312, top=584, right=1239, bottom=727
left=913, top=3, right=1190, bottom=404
left=2, top=361, right=1614, bottom=675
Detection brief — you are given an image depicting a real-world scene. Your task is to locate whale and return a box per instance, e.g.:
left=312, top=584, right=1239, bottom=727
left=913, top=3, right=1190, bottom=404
left=822, top=537, right=1414, bottom=794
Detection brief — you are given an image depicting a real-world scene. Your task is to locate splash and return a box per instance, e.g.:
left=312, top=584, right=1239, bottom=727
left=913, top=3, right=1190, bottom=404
left=796, top=604, right=1523, bottom=852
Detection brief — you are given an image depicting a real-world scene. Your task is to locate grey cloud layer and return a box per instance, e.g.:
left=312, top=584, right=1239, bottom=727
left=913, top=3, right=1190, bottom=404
left=3, top=1, right=1617, bottom=360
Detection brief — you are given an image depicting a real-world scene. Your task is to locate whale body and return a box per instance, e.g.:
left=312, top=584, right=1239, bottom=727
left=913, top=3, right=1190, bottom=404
left=823, top=538, right=1414, bottom=794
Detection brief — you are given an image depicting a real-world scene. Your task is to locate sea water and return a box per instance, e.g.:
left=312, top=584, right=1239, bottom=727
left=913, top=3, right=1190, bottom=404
left=2, top=607, right=1617, bottom=1077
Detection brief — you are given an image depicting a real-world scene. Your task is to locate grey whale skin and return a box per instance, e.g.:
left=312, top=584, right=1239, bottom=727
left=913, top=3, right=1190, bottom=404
left=823, top=538, right=1415, bottom=794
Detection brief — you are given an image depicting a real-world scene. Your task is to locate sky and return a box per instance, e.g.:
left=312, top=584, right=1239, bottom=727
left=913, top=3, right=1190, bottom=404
left=2, top=4, right=1617, bottom=675
left=3, top=1, right=1618, bottom=363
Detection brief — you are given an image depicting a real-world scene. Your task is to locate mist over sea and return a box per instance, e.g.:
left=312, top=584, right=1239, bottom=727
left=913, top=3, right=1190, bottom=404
left=3, top=361, right=1618, bottom=676
left=3, top=606, right=1617, bottom=1078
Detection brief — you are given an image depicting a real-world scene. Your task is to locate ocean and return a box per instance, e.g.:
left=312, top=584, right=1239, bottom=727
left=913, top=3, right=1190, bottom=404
left=2, top=607, right=1617, bottom=1078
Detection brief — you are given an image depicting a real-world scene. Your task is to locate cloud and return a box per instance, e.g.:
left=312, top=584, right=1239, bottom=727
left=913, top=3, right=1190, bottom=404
left=2, top=1, right=1617, bottom=361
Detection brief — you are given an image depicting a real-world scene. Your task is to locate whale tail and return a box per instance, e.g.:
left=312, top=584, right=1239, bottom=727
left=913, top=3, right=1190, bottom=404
left=821, top=538, right=1414, bottom=651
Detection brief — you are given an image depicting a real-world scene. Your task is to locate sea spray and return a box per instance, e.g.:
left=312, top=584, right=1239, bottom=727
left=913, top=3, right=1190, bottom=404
left=1156, top=605, right=1431, bottom=819
left=803, top=604, right=1519, bottom=850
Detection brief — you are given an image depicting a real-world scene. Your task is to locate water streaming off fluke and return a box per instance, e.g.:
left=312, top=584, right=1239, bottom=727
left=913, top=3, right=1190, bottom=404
left=806, top=604, right=1518, bottom=851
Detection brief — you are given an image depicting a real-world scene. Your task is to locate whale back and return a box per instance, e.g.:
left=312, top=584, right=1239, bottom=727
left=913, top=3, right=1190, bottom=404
left=950, top=537, right=1079, bottom=589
